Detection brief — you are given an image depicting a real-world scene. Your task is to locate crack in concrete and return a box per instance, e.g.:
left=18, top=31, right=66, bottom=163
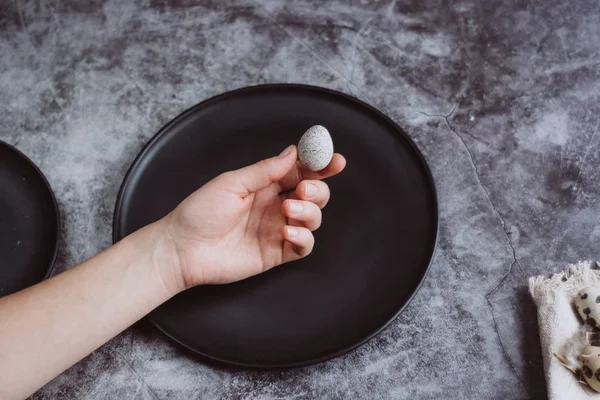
left=113, top=333, right=161, bottom=400
left=422, top=107, right=525, bottom=388
left=251, top=0, right=375, bottom=105
left=348, top=16, right=374, bottom=88
left=418, top=106, right=488, bottom=145
left=122, top=359, right=161, bottom=400
left=575, top=119, right=600, bottom=188
left=449, top=119, right=525, bottom=389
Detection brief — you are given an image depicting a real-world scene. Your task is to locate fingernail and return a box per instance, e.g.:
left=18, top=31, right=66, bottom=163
left=305, top=182, right=317, bottom=198
left=290, top=201, right=303, bottom=214
left=278, top=145, right=295, bottom=158
left=287, top=227, right=299, bottom=237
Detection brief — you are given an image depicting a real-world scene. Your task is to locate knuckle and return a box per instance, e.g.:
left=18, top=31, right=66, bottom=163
left=256, top=159, right=270, bottom=168
left=257, top=159, right=277, bottom=181
left=219, top=171, right=236, bottom=184
left=296, top=169, right=304, bottom=184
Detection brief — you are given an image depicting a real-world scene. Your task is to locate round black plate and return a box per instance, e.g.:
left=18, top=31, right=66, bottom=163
left=0, top=141, right=59, bottom=297
left=113, top=84, right=438, bottom=368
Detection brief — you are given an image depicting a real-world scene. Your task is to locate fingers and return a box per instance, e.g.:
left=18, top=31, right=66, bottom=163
left=282, top=199, right=322, bottom=230
left=226, top=145, right=297, bottom=196
left=282, top=226, right=314, bottom=260
left=278, top=153, right=346, bottom=192
left=295, top=180, right=330, bottom=208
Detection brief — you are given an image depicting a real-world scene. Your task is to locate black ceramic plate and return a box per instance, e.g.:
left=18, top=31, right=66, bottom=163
left=0, top=141, right=59, bottom=297
left=113, top=84, right=438, bottom=368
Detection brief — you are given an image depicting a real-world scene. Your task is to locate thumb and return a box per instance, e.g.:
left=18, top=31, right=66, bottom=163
left=229, top=145, right=297, bottom=195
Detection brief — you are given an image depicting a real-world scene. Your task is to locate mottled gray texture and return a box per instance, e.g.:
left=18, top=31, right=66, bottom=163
left=298, top=125, right=333, bottom=171
left=1, top=0, right=598, bottom=398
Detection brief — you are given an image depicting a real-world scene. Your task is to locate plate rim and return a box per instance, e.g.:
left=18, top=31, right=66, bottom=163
left=112, top=83, right=439, bottom=368
left=0, top=140, right=61, bottom=281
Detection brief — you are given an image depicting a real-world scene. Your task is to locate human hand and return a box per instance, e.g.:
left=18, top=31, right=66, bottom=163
left=159, top=145, right=346, bottom=290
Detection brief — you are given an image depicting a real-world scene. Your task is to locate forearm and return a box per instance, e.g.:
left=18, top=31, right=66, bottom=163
left=0, top=219, right=181, bottom=399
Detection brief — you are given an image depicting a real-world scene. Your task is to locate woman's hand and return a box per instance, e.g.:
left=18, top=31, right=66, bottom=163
left=0, top=144, right=345, bottom=398
left=160, top=145, right=346, bottom=290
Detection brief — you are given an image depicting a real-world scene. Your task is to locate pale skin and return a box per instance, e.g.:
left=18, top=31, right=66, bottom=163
left=0, top=145, right=346, bottom=399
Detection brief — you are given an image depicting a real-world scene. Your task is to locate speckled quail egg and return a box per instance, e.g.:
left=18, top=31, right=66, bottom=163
left=297, top=125, right=334, bottom=171
left=574, top=287, right=600, bottom=328
left=579, top=346, right=600, bottom=392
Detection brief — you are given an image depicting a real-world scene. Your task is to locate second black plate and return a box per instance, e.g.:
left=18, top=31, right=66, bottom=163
left=0, top=141, right=59, bottom=297
left=114, top=84, right=438, bottom=368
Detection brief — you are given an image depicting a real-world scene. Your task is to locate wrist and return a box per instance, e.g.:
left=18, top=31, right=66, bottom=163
left=146, top=216, right=187, bottom=296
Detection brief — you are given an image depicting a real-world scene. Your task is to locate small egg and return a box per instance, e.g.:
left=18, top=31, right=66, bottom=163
left=579, top=346, right=600, bottom=392
left=574, top=287, right=600, bottom=328
left=297, top=125, right=334, bottom=171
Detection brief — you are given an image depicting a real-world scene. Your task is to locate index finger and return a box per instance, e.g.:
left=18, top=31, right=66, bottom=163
left=277, top=153, right=346, bottom=192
